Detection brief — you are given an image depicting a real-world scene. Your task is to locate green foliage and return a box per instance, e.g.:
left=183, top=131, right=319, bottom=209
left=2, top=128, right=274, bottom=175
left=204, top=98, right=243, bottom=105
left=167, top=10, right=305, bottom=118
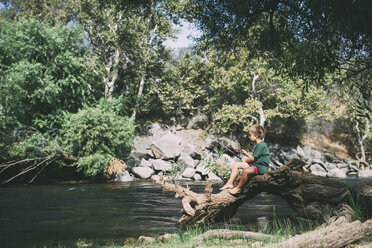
left=200, top=148, right=232, bottom=181
left=61, top=101, right=135, bottom=176
left=9, top=130, right=62, bottom=159
left=0, top=20, right=103, bottom=128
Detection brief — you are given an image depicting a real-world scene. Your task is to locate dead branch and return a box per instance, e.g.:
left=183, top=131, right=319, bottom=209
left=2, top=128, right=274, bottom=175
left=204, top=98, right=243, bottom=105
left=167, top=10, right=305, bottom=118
left=157, top=159, right=370, bottom=228
left=265, top=217, right=372, bottom=248
left=191, top=229, right=275, bottom=242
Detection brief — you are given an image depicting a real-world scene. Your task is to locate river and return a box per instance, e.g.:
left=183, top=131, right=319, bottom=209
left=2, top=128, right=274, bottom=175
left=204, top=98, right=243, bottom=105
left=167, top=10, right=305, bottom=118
left=0, top=181, right=297, bottom=247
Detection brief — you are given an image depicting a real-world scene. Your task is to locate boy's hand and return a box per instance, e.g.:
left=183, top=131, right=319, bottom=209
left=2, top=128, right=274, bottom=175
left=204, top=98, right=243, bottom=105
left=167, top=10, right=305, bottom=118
left=242, top=149, right=252, bottom=158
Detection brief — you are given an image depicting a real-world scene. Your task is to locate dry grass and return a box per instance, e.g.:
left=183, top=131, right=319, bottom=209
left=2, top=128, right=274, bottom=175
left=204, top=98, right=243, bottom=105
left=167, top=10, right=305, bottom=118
left=105, top=157, right=127, bottom=178
left=301, top=133, right=356, bottom=160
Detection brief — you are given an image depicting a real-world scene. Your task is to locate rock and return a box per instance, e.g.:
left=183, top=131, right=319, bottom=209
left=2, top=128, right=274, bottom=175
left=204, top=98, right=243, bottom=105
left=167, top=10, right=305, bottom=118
left=159, top=233, right=177, bottom=242
left=311, top=159, right=328, bottom=171
left=310, top=164, right=327, bottom=173
left=207, top=172, right=223, bottom=182
left=302, top=145, right=312, bottom=158
left=148, top=122, right=169, bottom=138
left=140, top=158, right=152, bottom=168
left=221, top=154, right=235, bottom=167
left=269, top=162, right=277, bottom=171
left=296, top=145, right=306, bottom=159
left=336, top=162, right=348, bottom=169
left=217, top=137, right=241, bottom=153
left=151, top=133, right=182, bottom=160
left=325, top=153, right=335, bottom=163
left=311, top=171, right=328, bottom=177
left=177, top=153, right=196, bottom=168
left=324, top=162, right=337, bottom=171
left=149, top=159, right=173, bottom=172
left=138, top=236, right=155, bottom=243
left=196, top=164, right=210, bottom=176
left=193, top=173, right=202, bottom=180
left=283, top=151, right=299, bottom=161
left=311, top=149, right=323, bottom=160
left=327, top=168, right=347, bottom=178
left=349, top=164, right=360, bottom=172
left=131, top=136, right=154, bottom=160
left=131, top=167, right=155, bottom=179
left=182, top=168, right=196, bottom=178
left=151, top=174, right=160, bottom=181
left=358, top=170, right=372, bottom=178
left=186, top=112, right=209, bottom=129
left=116, top=170, right=133, bottom=182
left=271, top=156, right=283, bottom=167
left=182, top=143, right=202, bottom=160
left=205, top=135, right=219, bottom=150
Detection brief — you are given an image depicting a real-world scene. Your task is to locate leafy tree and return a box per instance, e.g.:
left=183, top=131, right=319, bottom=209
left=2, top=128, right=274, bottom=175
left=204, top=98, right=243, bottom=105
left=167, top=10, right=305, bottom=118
left=155, top=49, right=338, bottom=134
left=0, top=20, right=103, bottom=129
left=61, top=99, right=134, bottom=177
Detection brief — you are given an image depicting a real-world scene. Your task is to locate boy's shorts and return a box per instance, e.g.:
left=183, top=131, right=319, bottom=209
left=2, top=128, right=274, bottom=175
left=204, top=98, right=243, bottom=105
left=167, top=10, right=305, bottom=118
left=242, top=162, right=259, bottom=174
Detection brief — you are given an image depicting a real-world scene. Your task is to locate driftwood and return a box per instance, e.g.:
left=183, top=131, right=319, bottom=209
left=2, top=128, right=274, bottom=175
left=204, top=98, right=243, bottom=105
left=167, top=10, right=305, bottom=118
left=192, top=229, right=275, bottom=242
left=157, top=159, right=372, bottom=228
left=266, top=217, right=372, bottom=248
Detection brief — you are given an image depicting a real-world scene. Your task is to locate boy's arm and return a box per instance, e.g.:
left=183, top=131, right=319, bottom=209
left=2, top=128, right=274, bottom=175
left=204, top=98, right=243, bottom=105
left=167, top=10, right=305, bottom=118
left=241, top=149, right=255, bottom=163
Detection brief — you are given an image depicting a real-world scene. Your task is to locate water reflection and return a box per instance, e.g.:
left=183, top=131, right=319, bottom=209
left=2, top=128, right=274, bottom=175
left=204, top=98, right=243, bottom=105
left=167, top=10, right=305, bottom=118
left=0, top=181, right=295, bottom=247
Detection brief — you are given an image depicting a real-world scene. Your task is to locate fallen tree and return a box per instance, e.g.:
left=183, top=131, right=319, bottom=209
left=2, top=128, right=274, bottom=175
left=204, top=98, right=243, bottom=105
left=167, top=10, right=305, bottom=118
left=156, top=159, right=372, bottom=228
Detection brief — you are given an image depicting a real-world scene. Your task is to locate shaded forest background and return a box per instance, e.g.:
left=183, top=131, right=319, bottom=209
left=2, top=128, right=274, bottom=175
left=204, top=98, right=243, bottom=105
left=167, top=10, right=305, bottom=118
left=0, top=0, right=370, bottom=183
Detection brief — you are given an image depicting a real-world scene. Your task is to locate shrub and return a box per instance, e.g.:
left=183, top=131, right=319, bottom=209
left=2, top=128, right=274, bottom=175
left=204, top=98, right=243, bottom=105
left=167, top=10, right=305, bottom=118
left=61, top=103, right=134, bottom=177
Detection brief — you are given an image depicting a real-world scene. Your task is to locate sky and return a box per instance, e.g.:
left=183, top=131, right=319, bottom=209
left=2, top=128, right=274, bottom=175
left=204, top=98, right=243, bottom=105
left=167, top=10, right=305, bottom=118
left=163, top=19, right=202, bottom=49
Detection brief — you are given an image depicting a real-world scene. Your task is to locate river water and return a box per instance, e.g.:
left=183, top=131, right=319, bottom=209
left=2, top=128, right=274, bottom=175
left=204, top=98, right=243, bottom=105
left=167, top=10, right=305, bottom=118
left=0, top=181, right=296, bottom=247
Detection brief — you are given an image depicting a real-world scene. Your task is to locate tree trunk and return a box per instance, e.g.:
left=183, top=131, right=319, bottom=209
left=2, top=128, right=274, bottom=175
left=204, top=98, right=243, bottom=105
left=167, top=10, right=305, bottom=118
left=157, top=159, right=371, bottom=228
left=266, top=217, right=372, bottom=248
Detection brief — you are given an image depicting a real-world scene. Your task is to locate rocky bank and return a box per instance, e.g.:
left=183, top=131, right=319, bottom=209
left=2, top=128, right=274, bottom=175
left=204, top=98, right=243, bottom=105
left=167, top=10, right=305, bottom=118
left=115, top=123, right=372, bottom=182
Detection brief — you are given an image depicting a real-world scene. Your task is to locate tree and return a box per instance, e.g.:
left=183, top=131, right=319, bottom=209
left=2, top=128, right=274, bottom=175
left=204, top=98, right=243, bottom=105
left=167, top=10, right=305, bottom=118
left=154, top=48, right=338, bottom=135
left=0, top=20, right=102, bottom=128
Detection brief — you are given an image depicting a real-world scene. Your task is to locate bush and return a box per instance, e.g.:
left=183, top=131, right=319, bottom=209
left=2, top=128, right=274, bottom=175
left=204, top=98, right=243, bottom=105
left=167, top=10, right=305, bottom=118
left=61, top=102, right=134, bottom=177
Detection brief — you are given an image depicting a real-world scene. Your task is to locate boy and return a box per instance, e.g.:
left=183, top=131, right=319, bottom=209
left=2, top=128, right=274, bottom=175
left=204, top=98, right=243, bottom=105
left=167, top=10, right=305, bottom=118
left=220, top=124, right=270, bottom=194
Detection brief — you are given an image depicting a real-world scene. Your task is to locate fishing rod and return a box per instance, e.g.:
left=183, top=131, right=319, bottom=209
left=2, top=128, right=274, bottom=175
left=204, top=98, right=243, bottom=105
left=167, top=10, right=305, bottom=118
left=212, top=138, right=243, bottom=160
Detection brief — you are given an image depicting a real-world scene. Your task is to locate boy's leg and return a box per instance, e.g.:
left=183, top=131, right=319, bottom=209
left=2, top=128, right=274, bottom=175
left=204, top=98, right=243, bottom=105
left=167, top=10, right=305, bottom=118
left=228, top=167, right=256, bottom=195
left=220, top=162, right=249, bottom=190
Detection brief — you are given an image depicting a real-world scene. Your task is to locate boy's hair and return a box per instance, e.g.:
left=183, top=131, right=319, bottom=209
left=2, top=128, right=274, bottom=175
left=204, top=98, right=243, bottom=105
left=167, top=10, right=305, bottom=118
left=249, top=124, right=265, bottom=139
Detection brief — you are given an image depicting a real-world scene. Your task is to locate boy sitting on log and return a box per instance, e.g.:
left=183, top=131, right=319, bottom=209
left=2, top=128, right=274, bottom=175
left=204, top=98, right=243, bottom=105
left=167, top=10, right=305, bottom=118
left=220, top=124, right=270, bottom=194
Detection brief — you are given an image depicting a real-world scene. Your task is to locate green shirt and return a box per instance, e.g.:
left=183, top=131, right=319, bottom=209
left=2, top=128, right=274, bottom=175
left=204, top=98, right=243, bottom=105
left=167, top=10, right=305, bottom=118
left=252, top=141, right=270, bottom=174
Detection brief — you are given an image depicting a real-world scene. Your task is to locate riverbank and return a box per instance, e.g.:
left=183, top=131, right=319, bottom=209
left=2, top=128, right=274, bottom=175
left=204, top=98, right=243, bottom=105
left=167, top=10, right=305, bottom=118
left=47, top=217, right=372, bottom=248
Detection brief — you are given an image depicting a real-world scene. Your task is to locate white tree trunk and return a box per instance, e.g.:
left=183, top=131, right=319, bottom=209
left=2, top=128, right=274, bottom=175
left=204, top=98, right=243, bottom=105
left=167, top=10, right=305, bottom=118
left=251, top=74, right=266, bottom=127
left=130, top=71, right=146, bottom=121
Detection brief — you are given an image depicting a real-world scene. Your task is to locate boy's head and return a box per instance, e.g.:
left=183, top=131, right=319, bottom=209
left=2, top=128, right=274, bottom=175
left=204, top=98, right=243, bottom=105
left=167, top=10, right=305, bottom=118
left=249, top=124, right=265, bottom=140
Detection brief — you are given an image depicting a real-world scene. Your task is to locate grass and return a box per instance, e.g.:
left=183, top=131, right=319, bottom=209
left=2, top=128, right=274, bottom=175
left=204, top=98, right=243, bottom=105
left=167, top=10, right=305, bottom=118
left=40, top=216, right=324, bottom=248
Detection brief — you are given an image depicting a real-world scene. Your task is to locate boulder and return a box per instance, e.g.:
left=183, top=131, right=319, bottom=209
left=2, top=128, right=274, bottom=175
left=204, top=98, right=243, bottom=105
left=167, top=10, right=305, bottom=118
left=325, top=153, right=335, bottom=163
left=151, top=133, right=182, bottom=160
left=283, top=151, right=299, bottom=162
left=221, top=154, right=235, bottom=167
left=311, top=159, right=328, bottom=171
left=182, top=168, right=196, bottom=178
left=140, top=158, right=152, bottom=168
left=217, top=137, right=241, bottom=153
left=311, top=149, right=323, bottom=160
left=324, top=162, right=337, bottom=171
left=311, top=171, right=328, bottom=177
left=131, top=167, right=155, bottom=179
left=116, top=170, right=133, bottom=182
left=205, top=135, right=219, bottom=150
left=186, top=112, right=209, bottom=129
left=271, top=156, right=283, bottom=167
left=296, top=146, right=306, bottom=159
left=337, top=162, right=348, bottom=169
left=207, top=172, right=223, bottom=182
left=327, top=168, right=347, bottom=178
left=196, top=164, right=210, bottom=176
left=149, top=159, right=173, bottom=172
left=302, top=145, right=312, bottom=158
left=177, top=153, right=196, bottom=168
left=130, top=136, right=154, bottom=160
left=310, top=163, right=327, bottom=173
left=358, top=170, right=372, bottom=178
left=193, top=173, right=202, bottom=181
left=151, top=174, right=160, bottom=181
